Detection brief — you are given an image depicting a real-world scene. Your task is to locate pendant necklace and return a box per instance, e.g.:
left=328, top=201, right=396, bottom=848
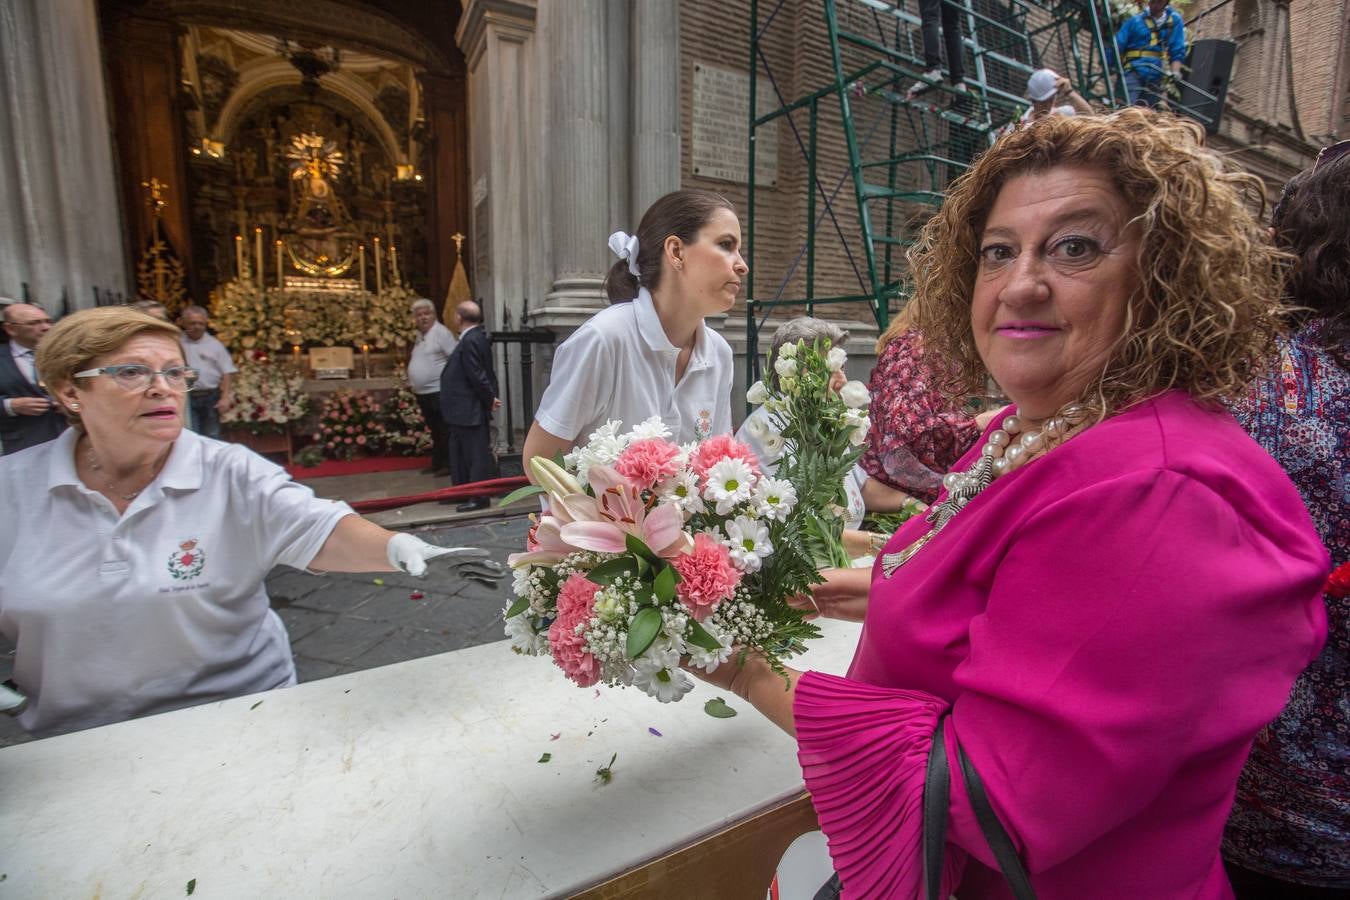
left=87, top=446, right=152, bottom=501
left=881, top=406, right=1092, bottom=578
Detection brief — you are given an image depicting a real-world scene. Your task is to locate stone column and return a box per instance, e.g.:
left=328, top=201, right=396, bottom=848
left=606, top=0, right=632, bottom=236
left=0, top=0, right=127, bottom=311
left=543, top=1, right=610, bottom=310
left=631, top=0, right=682, bottom=218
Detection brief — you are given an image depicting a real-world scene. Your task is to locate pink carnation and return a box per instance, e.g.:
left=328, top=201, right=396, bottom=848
left=548, top=573, right=601, bottom=687
left=614, top=438, right=682, bottom=491
left=687, top=434, right=761, bottom=482
left=670, top=533, right=742, bottom=621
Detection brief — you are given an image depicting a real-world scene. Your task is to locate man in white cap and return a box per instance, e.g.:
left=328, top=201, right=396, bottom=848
left=997, top=69, right=1093, bottom=139
left=1022, top=69, right=1092, bottom=123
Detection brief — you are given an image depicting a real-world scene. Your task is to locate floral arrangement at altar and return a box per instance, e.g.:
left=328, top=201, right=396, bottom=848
left=220, top=351, right=310, bottom=435
left=311, top=390, right=391, bottom=461
left=380, top=375, right=433, bottom=456
left=210, top=276, right=290, bottom=352
left=501, top=342, right=867, bottom=703
left=363, top=281, right=417, bottom=351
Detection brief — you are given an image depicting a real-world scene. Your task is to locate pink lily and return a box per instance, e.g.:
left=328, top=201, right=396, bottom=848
left=507, top=510, right=574, bottom=568
left=558, top=465, right=693, bottom=558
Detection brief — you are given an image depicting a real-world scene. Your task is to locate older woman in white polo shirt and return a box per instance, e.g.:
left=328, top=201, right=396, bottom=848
left=0, top=307, right=490, bottom=738
left=523, top=190, right=744, bottom=473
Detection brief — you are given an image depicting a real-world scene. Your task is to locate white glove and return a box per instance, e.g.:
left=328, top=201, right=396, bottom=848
left=386, top=533, right=490, bottom=577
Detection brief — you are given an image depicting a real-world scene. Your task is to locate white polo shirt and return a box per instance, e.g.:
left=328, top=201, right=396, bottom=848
left=534, top=288, right=734, bottom=445
left=180, top=332, right=237, bottom=391
left=0, top=427, right=355, bottom=737
left=407, top=321, right=458, bottom=395
left=734, top=404, right=868, bottom=530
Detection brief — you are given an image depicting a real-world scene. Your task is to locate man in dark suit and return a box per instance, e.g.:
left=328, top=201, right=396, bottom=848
left=1, top=302, right=66, bottom=455
left=439, top=301, right=500, bottom=512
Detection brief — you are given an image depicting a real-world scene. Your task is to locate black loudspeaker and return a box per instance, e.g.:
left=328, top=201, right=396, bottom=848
left=1178, top=39, right=1236, bottom=134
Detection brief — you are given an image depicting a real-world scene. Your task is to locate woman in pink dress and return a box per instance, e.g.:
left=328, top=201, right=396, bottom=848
left=694, top=110, right=1329, bottom=898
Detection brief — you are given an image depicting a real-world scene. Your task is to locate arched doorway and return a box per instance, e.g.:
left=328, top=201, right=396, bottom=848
left=99, top=0, right=469, bottom=313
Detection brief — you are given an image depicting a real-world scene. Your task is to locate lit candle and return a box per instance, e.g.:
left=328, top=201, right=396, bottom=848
left=275, top=239, right=284, bottom=289
left=293, top=343, right=302, bottom=368
left=358, top=243, right=367, bottom=290
left=254, top=227, right=264, bottom=289
left=389, top=244, right=398, bottom=285
left=373, top=236, right=383, bottom=294
left=235, top=235, right=244, bottom=278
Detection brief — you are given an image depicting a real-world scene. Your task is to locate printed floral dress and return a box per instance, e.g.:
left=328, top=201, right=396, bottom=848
left=1223, top=319, right=1349, bottom=889
left=860, top=329, right=984, bottom=505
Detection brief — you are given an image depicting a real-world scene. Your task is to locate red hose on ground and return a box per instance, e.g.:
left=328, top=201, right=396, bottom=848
left=349, top=475, right=529, bottom=513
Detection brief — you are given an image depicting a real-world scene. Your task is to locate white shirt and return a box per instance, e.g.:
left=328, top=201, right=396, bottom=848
left=0, top=428, right=355, bottom=737
left=3, top=340, right=39, bottom=415
left=534, top=288, right=734, bottom=445
left=407, top=321, right=458, bottom=395
left=734, top=405, right=868, bottom=530
left=180, top=332, right=237, bottom=391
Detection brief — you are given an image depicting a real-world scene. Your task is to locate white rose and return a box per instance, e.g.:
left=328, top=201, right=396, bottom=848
left=746, top=380, right=769, bottom=404
left=848, top=416, right=871, bottom=446
left=839, top=380, right=870, bottom=409
left=826, top=346, right=848, bottom=372
left=778, top=341, right=798, bottom=359
left=773, top=356, right=797, bottom=378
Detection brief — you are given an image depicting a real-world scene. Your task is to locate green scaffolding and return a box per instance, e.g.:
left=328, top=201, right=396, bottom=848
left=744, top=0, right=1128, bottom=387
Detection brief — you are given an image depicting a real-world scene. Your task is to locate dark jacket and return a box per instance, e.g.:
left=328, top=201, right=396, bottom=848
left=439, top=326, right=498, bottom=427
left=0, top=344, right=66, bottom=454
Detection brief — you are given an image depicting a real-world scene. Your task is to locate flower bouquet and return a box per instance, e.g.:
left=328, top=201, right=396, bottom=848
left=502, top=341, right=868, bottom=702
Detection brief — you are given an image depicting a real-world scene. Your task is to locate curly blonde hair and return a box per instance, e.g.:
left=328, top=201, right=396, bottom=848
left=911, top=108, right=1286, bottom=415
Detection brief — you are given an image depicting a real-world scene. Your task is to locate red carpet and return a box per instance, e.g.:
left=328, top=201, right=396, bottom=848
left=286, top=455, right=431, bottom=479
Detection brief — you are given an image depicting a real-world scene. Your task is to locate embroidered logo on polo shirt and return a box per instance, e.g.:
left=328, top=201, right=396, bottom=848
left=696, top=407, right=713, bottom=440
left=168, top=538, right=206, bottom=581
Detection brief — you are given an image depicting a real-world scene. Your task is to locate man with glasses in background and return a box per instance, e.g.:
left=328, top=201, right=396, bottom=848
left=0, top=301, right=66, bottom=455
left=177, top=304, right=236, bottom=440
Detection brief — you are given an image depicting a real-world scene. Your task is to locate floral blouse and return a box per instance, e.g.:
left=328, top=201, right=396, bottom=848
left=860, top=329, right=983, bottom=505
left=1223, top=319, right=1349, bottom=888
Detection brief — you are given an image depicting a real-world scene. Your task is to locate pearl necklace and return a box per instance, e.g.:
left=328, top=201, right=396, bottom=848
left=880, top=406, right=1091, bottom=578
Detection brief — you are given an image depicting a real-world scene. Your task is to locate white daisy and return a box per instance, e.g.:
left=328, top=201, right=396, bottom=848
left=504, top=614, right=548, bottom=655
left=658, top=469, right=703, bottom=515
left=704, top=458, right=757, bottom=515
left=685, top=621, right=734, bottom=673
left=723, top=515, right=773, bottom=573
left=629, top=416, right=673, bottom=441
left=631, top=665, right=694, bottom=702
left=754, top=477, right=797, bottom=522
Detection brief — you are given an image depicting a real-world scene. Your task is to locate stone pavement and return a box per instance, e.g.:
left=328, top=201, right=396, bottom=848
left=0, top=466, right=534, bottom=749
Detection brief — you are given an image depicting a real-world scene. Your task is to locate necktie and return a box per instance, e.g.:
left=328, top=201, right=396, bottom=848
left=17, top=349, right=37, bottom=386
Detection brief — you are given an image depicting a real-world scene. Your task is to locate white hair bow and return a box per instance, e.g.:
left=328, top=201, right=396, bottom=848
left=608, top=231, right=641, bottom=277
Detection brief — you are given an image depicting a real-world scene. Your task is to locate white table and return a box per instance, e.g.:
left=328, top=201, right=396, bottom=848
left=0, top=620, right=861, bottom=898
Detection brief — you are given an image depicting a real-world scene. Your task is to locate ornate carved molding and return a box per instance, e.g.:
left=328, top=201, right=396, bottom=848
left=455, top=0, right=537, bottom=71
left=139, top=0, right=453, bottom=74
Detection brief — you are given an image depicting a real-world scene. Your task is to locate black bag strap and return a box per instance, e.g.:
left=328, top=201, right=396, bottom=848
left=958, top=745, right=1038, bottom=900
left=922, top=721, right=950, bottom=900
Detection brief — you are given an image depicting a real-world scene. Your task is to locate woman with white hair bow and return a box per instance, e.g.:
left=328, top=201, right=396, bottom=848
left=523, top=190, right=745, bottom=476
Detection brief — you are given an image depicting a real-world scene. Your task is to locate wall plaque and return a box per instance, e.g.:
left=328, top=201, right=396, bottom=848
left=692, top=62, right=778, bottom=186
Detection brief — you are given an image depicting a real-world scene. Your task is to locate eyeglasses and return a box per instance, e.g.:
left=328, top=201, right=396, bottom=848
left=73, top=364, right=199, bottom=392
left=1313, top=139, right=1350, bottom=174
